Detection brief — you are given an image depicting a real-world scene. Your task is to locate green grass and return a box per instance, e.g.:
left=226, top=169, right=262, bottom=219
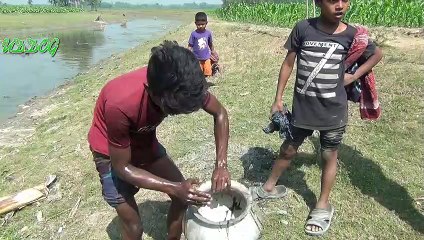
left=0, top=20, right=423, bottom=239
left=216, top=0, right=424, bottom=27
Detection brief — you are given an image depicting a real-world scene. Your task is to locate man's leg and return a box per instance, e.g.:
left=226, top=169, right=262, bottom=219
left=306, top=126, right=345, bottom=233
left=262, top=126, right=312, bottom=193
left=115, top=197, right=143, bottom=240
left=93, top=152, right=143, bottom=240
left=143, top=155, right=187, bottom=240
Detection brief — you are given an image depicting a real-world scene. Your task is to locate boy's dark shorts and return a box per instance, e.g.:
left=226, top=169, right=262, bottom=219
left=92, top=144, right=167, bottom=208
left=286, top=125, right=346, bottom=151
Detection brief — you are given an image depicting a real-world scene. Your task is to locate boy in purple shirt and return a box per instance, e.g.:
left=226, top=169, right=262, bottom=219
left=188, top=12, right=214, bottom=77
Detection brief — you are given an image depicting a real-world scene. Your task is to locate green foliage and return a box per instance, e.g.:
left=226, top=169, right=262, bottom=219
left=216, top=0, right=424, bottom=27
left=0, top=5, right=85, bottom=13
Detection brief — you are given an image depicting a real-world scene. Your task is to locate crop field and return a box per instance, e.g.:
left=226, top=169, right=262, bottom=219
left=0, top=5, right=84, bottom=14
left=216, top=0, right=424, bottom=27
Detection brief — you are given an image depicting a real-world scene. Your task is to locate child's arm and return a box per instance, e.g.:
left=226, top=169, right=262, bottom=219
left=271, top=51, right=297, bottom=116
left=209, top=42, right=214, bottom=52
left=188, top=32, right=194, bottom=51
left=344, top=47, right=383, bottom=85
left=208, top=33, right=214, bottom=52
left=202, top=93, right=231, bottom=193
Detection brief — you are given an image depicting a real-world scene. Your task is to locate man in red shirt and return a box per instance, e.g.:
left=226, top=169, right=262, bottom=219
left=88, top=41, right=231, bottom=240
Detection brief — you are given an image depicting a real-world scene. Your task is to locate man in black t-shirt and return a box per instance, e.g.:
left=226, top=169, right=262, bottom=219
left=250, top=0, right=383, bottom=236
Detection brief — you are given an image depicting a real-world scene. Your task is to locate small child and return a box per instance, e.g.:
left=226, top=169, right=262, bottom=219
left=250, top=0, right=383, bottom=236
left=188, top=12, right=214, bottom=77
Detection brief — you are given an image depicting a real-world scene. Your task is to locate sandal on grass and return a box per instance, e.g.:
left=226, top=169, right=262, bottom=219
left=304, top=204, right=335, bottom=236
left=249, top=185, right=287, bottom=201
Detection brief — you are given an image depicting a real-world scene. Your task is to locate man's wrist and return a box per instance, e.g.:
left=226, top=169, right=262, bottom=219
left=215, top=160, right=227, bottom=169
left=166, top=182, right=181, bottom=196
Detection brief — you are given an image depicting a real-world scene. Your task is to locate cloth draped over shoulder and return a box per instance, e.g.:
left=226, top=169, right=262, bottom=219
left=345, top=26, right=381, bottom=120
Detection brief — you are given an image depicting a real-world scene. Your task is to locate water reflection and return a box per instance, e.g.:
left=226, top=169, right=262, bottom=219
left=53, top=29, right=106, bottom=72
left=0, top=18, right=178, bottom=120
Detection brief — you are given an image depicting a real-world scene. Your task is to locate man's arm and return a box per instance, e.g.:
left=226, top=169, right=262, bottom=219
left=109, top=146, right=177, bottom=193
left=271, top=51, right=297, bottom=114
left=104, top=104, right=210, bottom=204
left=344, top=47, right=383, bottom=86
left=202, top=93, right=230, bottom=192
left=109, top=146, right=210, bottom=204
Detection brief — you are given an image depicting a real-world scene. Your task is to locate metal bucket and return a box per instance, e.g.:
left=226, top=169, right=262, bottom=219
left=183, top=180, right=263, bottom=240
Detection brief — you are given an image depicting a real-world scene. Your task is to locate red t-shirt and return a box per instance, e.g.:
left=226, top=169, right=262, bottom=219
left=88, top=66, right=211, bottom=165
left=88, top=67, right=166, bottom=165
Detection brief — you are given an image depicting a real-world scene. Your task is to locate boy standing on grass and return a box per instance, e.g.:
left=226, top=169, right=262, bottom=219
left=88, top=41, right=231, bottom=240
left=250, top=0, right=383, bottom=236
left=188, top=12, right=214, bottom=77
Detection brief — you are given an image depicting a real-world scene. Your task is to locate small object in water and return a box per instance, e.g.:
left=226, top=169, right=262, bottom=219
left=94, top=15, right=103, bottom=22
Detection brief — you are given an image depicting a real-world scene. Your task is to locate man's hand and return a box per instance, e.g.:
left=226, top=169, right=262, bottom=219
left=211, top=166, right=231, bottom=193
left=172, top=179, right=211, bottom=205
left=270, top=101, right=283, bottom=119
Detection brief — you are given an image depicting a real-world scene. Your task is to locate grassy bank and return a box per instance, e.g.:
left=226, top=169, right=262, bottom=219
left=0, top=9, right=195, bottom=38
left=216, top=0, right=424, bottom=28
left=0, top=19, right=423, bottom=239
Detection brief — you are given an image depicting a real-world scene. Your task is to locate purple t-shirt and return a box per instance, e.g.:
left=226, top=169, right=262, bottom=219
left=188, top=29, right=212, bottom=61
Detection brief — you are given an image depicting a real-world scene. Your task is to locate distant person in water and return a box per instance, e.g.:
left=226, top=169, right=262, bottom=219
left=94, top=14, right=103, bottom=22
left=87, top=40, right=231, bottom=240
left=188, top=12, right=215, bottom=77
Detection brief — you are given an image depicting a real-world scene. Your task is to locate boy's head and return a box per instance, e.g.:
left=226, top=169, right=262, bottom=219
left=315, top=0, right=350, bottom=24
left=195, top=12, right=208, bottom=32
left=146, top=40, right=207, bottom=115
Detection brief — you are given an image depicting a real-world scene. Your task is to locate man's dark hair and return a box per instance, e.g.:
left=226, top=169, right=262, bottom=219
left=147, top=40, right=207, bottom=115
left=195, top=12, right=207, bottom=22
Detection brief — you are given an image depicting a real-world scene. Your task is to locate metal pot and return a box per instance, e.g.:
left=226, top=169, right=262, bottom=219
left=183, top=181, right=263, bottom=240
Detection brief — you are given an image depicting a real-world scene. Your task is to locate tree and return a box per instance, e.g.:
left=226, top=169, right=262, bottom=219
left=88, top=0, right=102, bottom=11
left=28, top=0, right=33, bottom=5
left=49, top=0, right=58, bottom=6
left=69, top=0, right=83, bottom=8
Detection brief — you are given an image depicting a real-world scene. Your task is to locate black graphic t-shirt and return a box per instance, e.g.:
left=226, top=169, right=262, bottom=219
left=284, top=18, right=376, bottom=130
